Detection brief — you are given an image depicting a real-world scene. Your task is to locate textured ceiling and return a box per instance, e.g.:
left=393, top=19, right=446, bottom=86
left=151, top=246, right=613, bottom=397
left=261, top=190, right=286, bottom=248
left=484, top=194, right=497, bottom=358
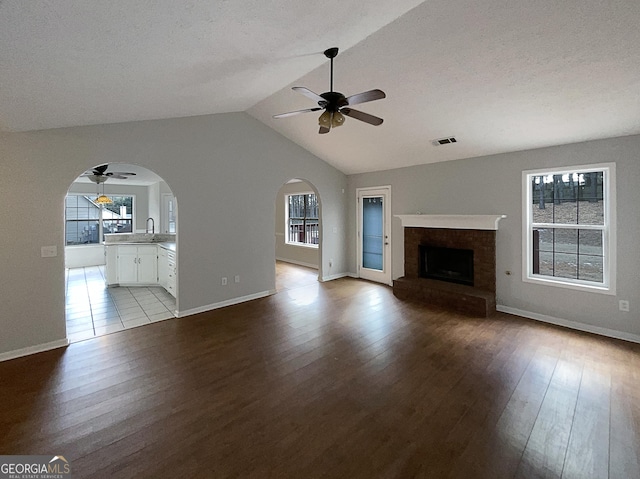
left=2, top=0, right=639, bottom=175
left=0, top=0, right=422, bottom=131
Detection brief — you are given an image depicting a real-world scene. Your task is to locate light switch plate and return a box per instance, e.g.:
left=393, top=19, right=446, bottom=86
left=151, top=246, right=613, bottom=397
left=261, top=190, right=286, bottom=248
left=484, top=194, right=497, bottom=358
left=41, top=245, right=57, bottom=257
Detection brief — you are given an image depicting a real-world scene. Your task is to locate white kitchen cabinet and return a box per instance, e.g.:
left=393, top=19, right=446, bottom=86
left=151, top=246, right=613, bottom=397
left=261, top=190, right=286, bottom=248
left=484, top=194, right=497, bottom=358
left=166, top=250, right=176, bottom=297
left=158, top=247, right=168, bottom=289
left=105, top=245, right=118, bottom=285
left=116, top=245, right=158, bottom=285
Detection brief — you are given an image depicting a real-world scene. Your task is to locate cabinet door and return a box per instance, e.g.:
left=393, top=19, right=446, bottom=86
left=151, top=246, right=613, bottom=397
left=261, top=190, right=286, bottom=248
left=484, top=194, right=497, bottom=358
left=105, top=246, right=118, bottom=285
left=117, top=246, right=138, bottom=283
left=136, top=246, right=158, bottom=284
left=167, top=253, right=176, bottom=297
left=158, top=248, right=168, bottom=289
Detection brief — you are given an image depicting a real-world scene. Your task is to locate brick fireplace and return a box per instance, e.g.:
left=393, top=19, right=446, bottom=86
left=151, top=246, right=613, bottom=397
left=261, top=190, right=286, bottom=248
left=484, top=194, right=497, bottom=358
left=393, top=215, right=506, bottom=317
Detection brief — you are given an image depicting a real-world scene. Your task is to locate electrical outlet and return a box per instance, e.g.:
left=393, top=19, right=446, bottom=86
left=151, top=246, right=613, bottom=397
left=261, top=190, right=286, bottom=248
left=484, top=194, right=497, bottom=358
left=619, top=300, right=630, bottom=312
left=234, top=275, right=240, bottom=283
left=221, top=277, right=227, bottom=286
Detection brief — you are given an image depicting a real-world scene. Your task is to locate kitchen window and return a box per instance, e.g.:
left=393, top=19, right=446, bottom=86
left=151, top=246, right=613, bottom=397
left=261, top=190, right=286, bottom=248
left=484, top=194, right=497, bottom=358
left=65, top=194, right=134, bottom=245
left=522, top=163, right=615, bottom=294
left=286, top=193, right=319, bottom=247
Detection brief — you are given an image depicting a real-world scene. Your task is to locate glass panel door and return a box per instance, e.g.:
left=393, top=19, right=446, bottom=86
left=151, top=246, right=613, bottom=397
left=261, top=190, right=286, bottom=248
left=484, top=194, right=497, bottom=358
left=357, top=186, right=391, bottom=285
left=362, top=197, right=384, bottom=271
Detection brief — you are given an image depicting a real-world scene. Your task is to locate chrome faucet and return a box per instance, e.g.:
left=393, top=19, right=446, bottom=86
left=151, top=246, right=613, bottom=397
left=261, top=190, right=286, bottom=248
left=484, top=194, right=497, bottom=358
left=146, top=217, right=155, bottom=234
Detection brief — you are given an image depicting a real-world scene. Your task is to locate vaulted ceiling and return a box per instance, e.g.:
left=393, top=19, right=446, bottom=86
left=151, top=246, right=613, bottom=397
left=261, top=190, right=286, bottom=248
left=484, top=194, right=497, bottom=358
left=2, top=0, right=639, bottom=174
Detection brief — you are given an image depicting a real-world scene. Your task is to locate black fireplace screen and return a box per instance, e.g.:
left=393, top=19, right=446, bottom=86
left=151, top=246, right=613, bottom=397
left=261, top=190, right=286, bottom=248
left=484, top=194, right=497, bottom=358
left=419, top=245, right=474, bottom=286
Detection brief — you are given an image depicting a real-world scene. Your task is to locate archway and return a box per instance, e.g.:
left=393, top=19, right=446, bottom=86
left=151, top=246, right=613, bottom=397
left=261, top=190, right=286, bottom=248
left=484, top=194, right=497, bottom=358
left=64, top=163, right=178, bottom=343
left=274, top=178, right=322, bottom=292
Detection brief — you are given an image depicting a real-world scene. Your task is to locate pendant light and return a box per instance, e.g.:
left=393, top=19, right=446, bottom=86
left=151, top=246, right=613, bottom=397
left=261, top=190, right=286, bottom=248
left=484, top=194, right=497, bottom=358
left=95, top=180, right=112, bottom=205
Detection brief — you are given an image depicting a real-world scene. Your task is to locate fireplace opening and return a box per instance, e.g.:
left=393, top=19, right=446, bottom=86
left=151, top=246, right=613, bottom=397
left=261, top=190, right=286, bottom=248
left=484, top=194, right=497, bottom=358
left=419, top=245, right=474, bottom=286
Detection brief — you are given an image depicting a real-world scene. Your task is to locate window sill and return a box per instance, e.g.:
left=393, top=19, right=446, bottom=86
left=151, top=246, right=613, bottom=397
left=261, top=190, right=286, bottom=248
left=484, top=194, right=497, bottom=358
left=285, top=242, right=319, bottom=249
left=523, top=274, right=615, bottom=295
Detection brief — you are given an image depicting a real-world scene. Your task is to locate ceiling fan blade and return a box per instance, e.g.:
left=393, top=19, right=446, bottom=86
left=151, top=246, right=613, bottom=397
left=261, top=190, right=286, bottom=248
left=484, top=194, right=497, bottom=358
left=93, top=164, right=109, bottom=175
left=292, top=87, right=327, bottom=105
left=106, top=171, right=137, bottom=176
left=319, top=125, right=331, bottom=134
left=107, top=174, right=128, bottom=179
left=346, top=89, right=386, bottom=106
left=273, top=107, right=323, bottom=119
left=341, top=108, right=384, bottom=126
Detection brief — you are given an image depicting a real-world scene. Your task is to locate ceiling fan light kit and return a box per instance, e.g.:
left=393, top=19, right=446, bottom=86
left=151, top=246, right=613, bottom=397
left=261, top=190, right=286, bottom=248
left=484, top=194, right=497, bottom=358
left=274, top=47, right=386, bottom=134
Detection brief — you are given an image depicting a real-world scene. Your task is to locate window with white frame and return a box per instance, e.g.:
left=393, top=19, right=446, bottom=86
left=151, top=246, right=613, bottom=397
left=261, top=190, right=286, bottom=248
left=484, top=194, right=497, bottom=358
left=65, top=194, right=134, bottom=245
left=523, top=163, right=615, bottom=293
left=286, top=193, right=319, bottom=247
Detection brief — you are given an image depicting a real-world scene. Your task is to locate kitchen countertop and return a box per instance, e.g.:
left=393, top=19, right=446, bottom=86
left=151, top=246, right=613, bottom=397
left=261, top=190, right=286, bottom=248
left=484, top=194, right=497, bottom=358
left=104, top=241, right=176, bottom=252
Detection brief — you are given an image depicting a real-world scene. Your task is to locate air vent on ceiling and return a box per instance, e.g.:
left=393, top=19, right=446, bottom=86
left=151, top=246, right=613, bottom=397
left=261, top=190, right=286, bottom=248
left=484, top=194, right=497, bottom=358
left=432, top=136, right=457, bottom=146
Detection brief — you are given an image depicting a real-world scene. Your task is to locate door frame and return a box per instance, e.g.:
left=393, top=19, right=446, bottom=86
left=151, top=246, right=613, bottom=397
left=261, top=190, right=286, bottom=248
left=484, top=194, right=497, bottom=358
left=356, top=185, right=392, bottom=285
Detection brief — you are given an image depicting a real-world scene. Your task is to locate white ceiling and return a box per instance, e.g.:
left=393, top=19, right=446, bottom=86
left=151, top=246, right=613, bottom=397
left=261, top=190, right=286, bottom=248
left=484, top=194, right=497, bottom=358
left=2, top=0, right=639, bottom=175
left=72, top=163, right=164, bottom=186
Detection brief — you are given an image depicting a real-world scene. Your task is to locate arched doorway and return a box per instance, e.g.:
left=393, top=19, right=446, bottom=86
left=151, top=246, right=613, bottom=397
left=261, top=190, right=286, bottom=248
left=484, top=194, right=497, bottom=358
left=64, top=163, right=178, bottom=342
left=274, top=178, right=322, bottom=291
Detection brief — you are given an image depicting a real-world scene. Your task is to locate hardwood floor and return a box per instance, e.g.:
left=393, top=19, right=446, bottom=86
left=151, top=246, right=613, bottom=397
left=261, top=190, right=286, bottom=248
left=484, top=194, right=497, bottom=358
left=1, top=265, right=639, bottom=478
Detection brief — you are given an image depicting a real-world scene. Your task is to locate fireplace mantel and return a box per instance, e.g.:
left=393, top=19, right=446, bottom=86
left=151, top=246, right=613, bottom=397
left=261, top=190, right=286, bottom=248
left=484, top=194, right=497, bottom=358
left=395, top=214, right=506, bottom=230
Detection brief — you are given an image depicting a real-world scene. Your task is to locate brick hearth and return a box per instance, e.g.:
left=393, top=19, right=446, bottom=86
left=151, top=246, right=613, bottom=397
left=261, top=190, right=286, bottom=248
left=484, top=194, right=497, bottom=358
left=393, top=227, right=497, bottom=317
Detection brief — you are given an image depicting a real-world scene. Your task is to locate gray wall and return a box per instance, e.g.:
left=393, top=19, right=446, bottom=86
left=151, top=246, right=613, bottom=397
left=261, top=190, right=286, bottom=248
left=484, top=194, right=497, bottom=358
left=348, top=135, right=640, bottom=339
left=275, top=180, right=319, bottom=268
left=0, top=112, right=347, bottom=355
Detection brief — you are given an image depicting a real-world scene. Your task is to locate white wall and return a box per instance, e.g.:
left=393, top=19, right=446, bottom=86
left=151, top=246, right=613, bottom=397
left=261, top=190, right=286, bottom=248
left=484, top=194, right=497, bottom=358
left=275, top=180, right=319, bottom=269
left=0, top=112, right=347, bottom=356
left=65, top=245, right=105, bottom=268
left=347, top=135, right=640, bottom=340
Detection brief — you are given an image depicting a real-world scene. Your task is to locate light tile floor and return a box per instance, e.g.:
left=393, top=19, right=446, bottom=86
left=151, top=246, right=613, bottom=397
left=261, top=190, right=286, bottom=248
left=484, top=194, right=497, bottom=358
left=65, top=266, right=176, bottom=343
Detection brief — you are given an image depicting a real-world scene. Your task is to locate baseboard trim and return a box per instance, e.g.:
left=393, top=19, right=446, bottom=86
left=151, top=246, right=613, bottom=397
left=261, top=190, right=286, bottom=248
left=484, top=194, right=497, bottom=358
left=320, top=273, right=349, bottom=282
left=497, top=305, right=640, bottom=344
left=0, top=338, right=70, bottom=363
left=275, top=257, right=318, bottom=270
left=177, top=290, right=276, bottom=318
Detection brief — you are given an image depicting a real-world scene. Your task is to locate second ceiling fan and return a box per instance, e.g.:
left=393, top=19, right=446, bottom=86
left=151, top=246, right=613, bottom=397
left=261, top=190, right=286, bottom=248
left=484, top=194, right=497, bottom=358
left=273, top=47, right=386, bottom=134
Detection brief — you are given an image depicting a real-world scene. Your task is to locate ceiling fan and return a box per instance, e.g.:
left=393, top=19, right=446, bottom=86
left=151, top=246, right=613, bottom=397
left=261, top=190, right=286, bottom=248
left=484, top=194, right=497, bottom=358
left=273, top=47, right=386, bottom=134
left=81, top=164, right=137, bottom=184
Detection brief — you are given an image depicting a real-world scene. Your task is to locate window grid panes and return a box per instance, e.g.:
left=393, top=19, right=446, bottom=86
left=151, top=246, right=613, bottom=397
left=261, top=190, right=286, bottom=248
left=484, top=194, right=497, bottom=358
left=287, top=194, right=319, bottom=246
left=527, top=168, right=609, bottom=288
left=65, top=195, right=134, bottom=245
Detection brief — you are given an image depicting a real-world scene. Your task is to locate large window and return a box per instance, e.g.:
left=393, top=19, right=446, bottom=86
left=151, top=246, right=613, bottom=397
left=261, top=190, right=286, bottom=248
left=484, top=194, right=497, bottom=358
left=286, top=193, right=319, bottom=247
left=523, top=163, right=615, bottom=294
left=65, top=195, right=134, bottom=245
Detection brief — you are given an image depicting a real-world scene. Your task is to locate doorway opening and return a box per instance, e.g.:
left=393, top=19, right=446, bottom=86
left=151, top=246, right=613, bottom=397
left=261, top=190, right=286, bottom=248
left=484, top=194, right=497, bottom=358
left=64, top=163, right=178, bottom=343
left=275, top=178, right=322, bottom=290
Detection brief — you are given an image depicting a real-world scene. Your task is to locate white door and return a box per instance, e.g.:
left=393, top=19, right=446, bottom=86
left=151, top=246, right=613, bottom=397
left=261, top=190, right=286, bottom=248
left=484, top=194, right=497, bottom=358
left=357, top=186, right=391, bottom=285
